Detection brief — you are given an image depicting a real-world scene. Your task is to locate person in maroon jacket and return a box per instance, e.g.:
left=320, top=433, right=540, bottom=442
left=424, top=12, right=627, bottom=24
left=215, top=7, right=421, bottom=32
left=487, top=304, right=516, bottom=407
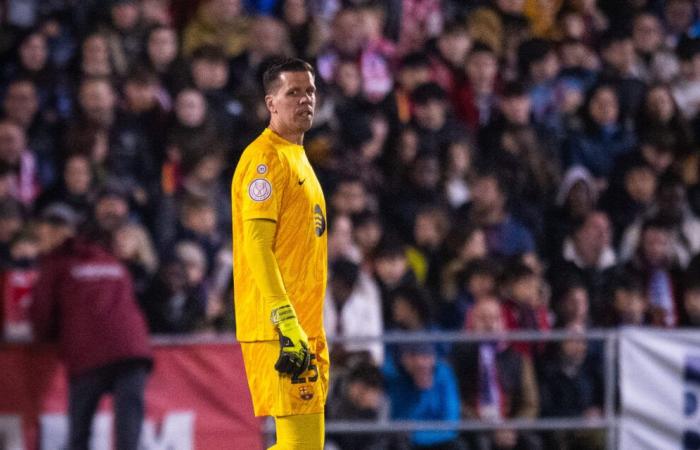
left=30, top=224, right=152, bottom=450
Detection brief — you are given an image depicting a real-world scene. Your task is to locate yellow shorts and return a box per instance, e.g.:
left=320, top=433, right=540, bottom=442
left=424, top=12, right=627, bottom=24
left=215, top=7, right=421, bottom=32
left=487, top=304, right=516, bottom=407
left=240, top=336, right=329, bottom=417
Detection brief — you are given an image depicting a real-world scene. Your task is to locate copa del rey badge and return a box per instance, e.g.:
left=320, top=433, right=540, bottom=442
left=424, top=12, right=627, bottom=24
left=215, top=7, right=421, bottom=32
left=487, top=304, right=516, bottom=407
left=248, top=178, right=272, bottom=201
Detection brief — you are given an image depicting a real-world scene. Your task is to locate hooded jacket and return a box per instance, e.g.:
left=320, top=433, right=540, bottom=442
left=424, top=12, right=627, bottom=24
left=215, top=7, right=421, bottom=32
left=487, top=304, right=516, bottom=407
left=30, top=237, right=152, bottom=377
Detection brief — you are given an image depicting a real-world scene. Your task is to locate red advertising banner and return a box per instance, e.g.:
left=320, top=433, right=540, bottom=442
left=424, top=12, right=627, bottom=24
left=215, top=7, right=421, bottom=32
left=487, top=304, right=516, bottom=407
left=0, top=342, right=263, bottom=449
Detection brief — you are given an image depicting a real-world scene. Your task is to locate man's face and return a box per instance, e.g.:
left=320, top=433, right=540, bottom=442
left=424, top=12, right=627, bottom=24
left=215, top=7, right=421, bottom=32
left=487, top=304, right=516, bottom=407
left=374, top=255, right=407, bottom=287
left=573, top=212, right=611, bottom=264
left=412, top=157, right=440, bottom=189
left=36, top=222, right=72, bottom=254
left=175, top=89, right=206, bottom=127
left=64, top=156, right=92, bottom=194
left=614, top=289, right=647, bottom=325
left=0, top=217, right=21, bottom=242
left=641, top=227, right=672, bottom=265
left=83, top=35, right=109, bottom=66
left=511, top=275, right=540, bottom=307
left=633, top=14, right=663, bottom=53
left=472, top=176, right=503, bottom=212
left=400, top=351, right=435, bottom=390
left=266, top=71, right=316, bottom=135
left=589, top=87, right=619, bottom=125
left=3, top=82, right=38, bottom=127
left=624, top=167, right=657, bottom=203
left=561, top=287, right=589, bottom=324
left=466, top=52, right=498, bottom=88
left=333, top=10, right=364, bottom=56
left=125, top=81, right=157, bottom=112
left=111, top=2, right=140, bottom=30
left=347, top=381, right=381, bottom=411
left=437, top=31, right=471, bottom=66
left=500, top=95, right=531, bottom=125
left=335, top=61, right=362, bottom=97
left=0, top=122, right=26, bottom=164
left=148, top=28, right=178, bottom=67
left=332, top=181, right=366, bottom=215
left=192, top=60, right=229, bottom=90
left=211, top=0, right=243, bottom=22
left=603, top=40, right=636, bottom=73
left=79, top=81, right=116, bottom=127
left=413, top=100, right=446, bottom=130
left=20, top=34, right=47, bottom=71
left=95, top=196, right=129, bottom=232
left=561, top=337, right=587, bottom=365
left=252, top=17, right=288, bottom=58
left=471, top=299, right=504, bottom=333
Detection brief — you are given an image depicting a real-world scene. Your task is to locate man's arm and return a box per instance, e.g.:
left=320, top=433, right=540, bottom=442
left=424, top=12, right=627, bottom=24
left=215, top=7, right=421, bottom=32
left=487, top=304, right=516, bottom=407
left=242, top=218, right=310, bottom=376
left=29, top=259, right=59, bottom=341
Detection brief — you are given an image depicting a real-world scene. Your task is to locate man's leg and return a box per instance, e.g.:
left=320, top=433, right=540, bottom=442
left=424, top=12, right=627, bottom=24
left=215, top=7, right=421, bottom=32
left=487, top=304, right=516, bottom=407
left=268, top=413, right=324, bottom=450
left=68, top=372, right=108, bottom=450
left=112, top=364, right=149, bottom=450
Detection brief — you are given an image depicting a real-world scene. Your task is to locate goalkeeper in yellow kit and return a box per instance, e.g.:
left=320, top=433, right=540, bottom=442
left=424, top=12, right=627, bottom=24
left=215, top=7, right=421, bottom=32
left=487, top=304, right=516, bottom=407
left=231, top=58, right=329, bottom=449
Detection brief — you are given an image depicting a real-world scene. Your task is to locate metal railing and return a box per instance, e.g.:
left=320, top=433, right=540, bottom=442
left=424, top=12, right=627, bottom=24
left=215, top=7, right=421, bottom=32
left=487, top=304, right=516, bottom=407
left=277, top=329, right=620, bottom=450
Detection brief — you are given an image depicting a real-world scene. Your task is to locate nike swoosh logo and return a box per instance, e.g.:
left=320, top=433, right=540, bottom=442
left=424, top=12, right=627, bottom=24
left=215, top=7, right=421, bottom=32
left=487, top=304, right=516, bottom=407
left=298, top=179, right=306, bottom=185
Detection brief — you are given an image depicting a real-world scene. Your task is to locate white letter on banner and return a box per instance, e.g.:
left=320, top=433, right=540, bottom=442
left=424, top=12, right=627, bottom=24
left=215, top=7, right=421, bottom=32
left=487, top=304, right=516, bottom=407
left=140, top=412, right=195, bottom=450
left=40, top=413, right=112, bottom=450
left=39, top=414, right=67, bottom=450
left=0, top=415, right=25, bottom=450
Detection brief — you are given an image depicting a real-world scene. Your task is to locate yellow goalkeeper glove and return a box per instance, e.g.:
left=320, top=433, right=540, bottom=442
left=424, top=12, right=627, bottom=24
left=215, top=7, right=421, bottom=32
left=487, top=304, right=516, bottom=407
left=270, top=304, right=311, bottom=377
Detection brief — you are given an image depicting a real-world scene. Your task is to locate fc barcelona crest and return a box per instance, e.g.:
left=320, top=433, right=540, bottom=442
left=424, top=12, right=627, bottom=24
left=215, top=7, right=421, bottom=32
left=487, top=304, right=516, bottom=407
left=298, top=386, right=314, bottom=401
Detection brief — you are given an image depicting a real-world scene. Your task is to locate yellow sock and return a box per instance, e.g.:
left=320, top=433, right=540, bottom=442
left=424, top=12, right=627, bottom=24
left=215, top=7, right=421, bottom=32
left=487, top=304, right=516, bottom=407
left=267, top=413, right=324, bottom=450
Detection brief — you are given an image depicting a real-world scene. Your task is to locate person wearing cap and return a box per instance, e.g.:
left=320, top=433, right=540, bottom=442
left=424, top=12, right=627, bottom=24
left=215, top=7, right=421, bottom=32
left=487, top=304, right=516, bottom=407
left=30, top=215, right=152, bottom=450
left=35, top=202, right=80, bottom=255
left=384, top=341, right=466, bottom=450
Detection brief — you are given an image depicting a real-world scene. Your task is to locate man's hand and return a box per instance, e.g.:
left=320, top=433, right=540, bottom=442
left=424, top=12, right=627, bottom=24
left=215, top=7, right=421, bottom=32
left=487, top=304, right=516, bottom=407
left=271, top=304, right=311, bottom=377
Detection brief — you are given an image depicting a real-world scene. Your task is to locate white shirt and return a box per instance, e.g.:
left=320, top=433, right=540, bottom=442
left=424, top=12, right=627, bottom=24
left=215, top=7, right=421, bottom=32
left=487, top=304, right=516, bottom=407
left=324, top=270, right=384, bottom=365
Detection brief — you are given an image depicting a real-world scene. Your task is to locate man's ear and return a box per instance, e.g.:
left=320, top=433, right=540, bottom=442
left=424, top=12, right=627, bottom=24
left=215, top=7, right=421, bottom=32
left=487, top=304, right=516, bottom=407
left=265, top=94, right=275, bottom=114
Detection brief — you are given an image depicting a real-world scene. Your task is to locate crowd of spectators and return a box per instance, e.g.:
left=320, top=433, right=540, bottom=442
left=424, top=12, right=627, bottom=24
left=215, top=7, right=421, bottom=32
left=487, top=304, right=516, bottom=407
left=3, top=0, right=700, bottom=449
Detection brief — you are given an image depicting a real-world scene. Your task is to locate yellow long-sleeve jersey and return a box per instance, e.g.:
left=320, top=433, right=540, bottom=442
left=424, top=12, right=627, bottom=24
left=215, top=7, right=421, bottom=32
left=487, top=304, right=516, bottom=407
left=231, top=128, right=328, bottom=342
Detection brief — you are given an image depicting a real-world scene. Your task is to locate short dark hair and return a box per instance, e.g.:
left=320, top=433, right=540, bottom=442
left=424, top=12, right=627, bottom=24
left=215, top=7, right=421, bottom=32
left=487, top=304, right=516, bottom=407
left=400, top=52, right=431, bottom=70
left=262, top=57, right=315, bottom=94
left=502, top=80, right=528, bottom=98
left=599, top=29, right=633, bottom=52
left=608, top=269, right=645, bottom=296
left=499, top=261, right=536, bottom=286
left=331, top=258, right=360, bottom=287
left=518, top=38, right=554, bottom=74
left=347, top=361, right=383, bottom=389
left=191, top=44, right=227, bottom=64
left=125, top=66, right=158, bottom=86
left=389, top=285, right=433, bottom=323
left=411, top=82, right=446, bottom=105
left=641, top=215, right=675, bottom=234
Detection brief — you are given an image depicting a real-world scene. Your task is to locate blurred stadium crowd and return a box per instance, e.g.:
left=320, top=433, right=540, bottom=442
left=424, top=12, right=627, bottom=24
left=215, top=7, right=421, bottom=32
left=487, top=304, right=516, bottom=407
left=3, top=0, right=700, bottom=449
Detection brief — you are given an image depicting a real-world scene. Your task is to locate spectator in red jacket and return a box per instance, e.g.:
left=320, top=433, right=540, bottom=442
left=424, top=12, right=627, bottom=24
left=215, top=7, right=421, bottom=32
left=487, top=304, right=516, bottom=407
left=499, top=261, right=551, bottom=356
left=30, top=223, right=152, bottom=450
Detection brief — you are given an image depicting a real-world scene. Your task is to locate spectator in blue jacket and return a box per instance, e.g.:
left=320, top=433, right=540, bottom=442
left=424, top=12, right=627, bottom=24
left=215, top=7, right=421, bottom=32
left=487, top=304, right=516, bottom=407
left=385, top=342, right=466, bottom=450
left=563, top=83, right=636, bottom=185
